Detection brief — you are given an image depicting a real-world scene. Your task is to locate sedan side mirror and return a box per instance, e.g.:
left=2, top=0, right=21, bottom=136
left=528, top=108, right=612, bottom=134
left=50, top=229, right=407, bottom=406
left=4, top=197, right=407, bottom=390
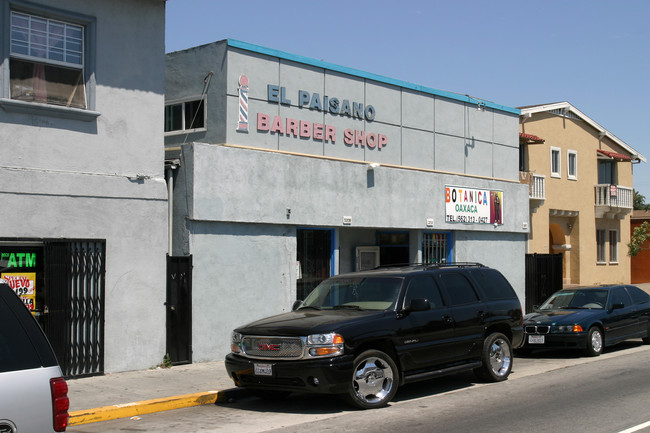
left=292, top=300, right=303, bottom=311
left=611, top=302, right=624, bottom=311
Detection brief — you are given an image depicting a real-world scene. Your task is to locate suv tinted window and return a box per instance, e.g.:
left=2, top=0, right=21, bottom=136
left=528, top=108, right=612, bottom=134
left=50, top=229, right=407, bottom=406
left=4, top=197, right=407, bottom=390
left=0, top=284, right=57, bottom=372
left=404, top=276, right=444, bottom=309
left=439, top=273, right=479, bottom=305
left=468, top=269, right=516, bottom=300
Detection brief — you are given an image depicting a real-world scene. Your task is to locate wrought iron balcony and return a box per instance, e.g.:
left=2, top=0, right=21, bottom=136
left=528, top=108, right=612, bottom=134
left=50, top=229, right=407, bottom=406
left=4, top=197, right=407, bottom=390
left=594, top=184, right=633, bottom=219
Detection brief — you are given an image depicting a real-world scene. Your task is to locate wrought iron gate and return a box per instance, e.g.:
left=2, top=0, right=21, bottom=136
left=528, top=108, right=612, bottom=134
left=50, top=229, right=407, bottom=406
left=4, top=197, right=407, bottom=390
left=45, top=240, right=105, bottom=377
left=166, top=255, right=192, bottom=365
left=524, top=253, right=562, bottom=313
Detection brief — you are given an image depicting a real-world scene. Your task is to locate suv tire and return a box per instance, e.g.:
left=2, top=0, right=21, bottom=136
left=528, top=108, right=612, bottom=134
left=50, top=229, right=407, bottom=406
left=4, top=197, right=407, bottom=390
left=345, top=349, right=398, bottom=409
left=474, top=332, right=512, bottom=382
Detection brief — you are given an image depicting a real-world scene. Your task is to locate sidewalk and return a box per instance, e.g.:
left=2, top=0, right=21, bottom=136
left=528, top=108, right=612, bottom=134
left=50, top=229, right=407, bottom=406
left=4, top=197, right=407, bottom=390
left=67, top=360, right=245, bottom=426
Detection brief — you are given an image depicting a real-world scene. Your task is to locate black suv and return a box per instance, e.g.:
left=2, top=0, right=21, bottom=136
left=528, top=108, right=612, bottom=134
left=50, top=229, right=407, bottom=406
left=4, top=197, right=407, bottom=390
left=225, top=263, right=524, bottom=408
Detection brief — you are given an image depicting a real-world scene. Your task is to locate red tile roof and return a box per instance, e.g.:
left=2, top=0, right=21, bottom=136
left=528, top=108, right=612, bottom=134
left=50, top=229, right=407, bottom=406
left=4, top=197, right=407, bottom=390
left=597, top=149, right=632, bottom=161
left=519, top=132, right=545, bottom=144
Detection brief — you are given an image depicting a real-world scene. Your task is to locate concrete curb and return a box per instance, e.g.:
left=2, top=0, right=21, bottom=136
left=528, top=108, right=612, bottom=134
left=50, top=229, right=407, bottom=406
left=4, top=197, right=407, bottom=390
left=68, top=388, right=246, bottom=426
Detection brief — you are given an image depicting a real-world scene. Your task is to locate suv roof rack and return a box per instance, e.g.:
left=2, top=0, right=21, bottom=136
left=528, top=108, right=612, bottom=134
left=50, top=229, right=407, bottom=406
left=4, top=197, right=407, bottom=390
left=373, top=262, right=485, bottom=270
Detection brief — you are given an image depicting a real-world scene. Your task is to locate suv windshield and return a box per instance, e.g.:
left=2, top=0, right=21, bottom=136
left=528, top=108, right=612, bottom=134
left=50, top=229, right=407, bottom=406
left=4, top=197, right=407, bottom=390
left=539, top=289, right=608, bottom=310
left=300, top=276, right=403, bottom=311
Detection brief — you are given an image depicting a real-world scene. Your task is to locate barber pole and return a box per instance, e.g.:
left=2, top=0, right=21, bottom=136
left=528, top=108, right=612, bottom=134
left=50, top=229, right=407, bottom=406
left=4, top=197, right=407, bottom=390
left=237, top=75, right=249, bottom=132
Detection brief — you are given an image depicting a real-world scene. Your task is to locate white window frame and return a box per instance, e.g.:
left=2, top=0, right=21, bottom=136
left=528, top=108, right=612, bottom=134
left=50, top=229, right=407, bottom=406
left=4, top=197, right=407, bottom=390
left=164, top=96, right=207, bottom=135
left=567, top=149, right=578, bottom=180
left=550, top=147, right=561, bottom=178
left=0, top=1, right=98, bottom=120
left=609, top=230, right=618, bottom=264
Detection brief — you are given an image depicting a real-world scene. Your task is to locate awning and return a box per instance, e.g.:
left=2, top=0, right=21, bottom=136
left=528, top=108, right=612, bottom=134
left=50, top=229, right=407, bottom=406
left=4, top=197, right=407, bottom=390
left=597, top=149, right=632, bottom=161
left=519, top=132, right=545, bottom=144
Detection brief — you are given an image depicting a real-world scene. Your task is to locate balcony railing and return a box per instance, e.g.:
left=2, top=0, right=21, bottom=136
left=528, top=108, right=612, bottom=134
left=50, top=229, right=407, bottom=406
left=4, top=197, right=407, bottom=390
left=520, top=171, right=545, bottom=200
left=594, top=184, right=633, bottom=219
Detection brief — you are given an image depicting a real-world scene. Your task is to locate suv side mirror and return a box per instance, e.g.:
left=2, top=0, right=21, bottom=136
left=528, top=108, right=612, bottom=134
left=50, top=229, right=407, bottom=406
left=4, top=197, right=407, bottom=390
left=292, top=300, right=303, bottom=311
left=407, top=298, right=430, bottom=313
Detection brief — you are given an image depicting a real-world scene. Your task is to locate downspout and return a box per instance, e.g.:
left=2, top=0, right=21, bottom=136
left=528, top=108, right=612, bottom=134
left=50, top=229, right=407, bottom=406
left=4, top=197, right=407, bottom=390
left=166, top=161, right=179, bottom=254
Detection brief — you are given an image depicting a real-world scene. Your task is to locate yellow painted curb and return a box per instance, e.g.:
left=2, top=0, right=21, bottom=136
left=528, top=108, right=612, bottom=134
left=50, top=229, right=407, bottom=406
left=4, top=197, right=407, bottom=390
left=68, top=391, right=222, bottom=426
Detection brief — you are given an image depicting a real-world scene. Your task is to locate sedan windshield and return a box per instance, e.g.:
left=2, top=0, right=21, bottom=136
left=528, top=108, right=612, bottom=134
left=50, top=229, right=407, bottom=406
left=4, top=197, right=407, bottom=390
left=539, top=289, right=608, bottom=310
left=300, top=276, right=403, bottom=311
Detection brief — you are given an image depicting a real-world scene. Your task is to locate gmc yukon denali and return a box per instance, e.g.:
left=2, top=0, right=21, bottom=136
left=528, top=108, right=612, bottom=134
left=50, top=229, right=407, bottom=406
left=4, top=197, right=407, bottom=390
left=225, top=263, right=524, bottom=409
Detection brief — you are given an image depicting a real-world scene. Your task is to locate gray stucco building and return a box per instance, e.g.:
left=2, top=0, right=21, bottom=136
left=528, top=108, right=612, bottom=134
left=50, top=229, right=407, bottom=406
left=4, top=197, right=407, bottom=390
left=165, top=39, right=529, bottom=363
left=0, top=0, right=167, bottom=374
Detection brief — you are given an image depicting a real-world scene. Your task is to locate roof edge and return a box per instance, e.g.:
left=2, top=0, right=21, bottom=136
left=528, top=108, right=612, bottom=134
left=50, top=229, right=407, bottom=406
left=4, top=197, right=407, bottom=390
left=227, top=39, right=520, bottom=116
left=519, top=102, right=646, bottom=163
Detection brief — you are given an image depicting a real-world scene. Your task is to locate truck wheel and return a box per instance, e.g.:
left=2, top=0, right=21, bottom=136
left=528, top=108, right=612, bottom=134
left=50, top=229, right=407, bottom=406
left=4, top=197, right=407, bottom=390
left=474, top=332, right=513, bottom=382
left=345, top=349, right=398, bottom=409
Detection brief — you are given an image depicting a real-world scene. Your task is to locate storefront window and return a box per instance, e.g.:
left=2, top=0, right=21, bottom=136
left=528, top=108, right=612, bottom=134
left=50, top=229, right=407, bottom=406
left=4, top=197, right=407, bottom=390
left=0, top=245, right=44, bottom=317
left=422, top=232, right=451, bottom=264
left=297, top=229, right=332, bottom=300
left=377, top=232, right=409, bottom=266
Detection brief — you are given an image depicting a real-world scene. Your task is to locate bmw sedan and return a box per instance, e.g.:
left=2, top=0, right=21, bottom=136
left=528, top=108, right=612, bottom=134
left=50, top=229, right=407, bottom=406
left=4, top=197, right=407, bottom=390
left=521, top=285, right=650, bottom=356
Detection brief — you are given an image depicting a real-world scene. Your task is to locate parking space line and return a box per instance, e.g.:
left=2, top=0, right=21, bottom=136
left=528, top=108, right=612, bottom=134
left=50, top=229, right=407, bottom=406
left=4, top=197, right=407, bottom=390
left=617, top=420, right=650, bottom=433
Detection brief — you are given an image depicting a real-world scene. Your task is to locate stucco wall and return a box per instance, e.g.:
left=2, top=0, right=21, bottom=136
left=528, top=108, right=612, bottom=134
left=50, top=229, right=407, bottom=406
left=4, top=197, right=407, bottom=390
left=0, top=0, right=167, bottom=372
left=522, top=112, right=633, bottom=285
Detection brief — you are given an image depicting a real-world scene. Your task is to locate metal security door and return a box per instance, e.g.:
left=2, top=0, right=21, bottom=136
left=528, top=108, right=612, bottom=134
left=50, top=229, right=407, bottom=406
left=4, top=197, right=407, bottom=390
left=524, top=253, right=562, bottom=313
left=45, top=240, right=105, bottom=377
left=166, top=255, right=192, bottom=365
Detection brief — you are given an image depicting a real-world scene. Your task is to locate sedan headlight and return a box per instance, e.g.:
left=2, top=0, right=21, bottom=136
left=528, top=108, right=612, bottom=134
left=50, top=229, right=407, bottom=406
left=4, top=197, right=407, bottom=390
left=231, top=332, right=243, bottom=353
left=306, top=333, right=344, bottom=357
left=554, top=325, right=584, bottom=333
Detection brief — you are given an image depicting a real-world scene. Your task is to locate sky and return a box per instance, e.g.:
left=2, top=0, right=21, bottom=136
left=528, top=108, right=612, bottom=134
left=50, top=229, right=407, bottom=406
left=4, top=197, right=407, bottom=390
left=165, top=0, right=650, bottom=199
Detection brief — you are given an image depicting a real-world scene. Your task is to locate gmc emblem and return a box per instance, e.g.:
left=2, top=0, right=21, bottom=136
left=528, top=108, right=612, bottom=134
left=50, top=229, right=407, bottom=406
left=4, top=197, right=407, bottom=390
left=258, top=343, right=281, bottom=351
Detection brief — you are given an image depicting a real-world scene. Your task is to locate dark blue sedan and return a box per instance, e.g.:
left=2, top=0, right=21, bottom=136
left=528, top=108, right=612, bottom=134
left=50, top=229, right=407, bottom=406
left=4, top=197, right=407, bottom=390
left=521, top=285, right=650, bottom=356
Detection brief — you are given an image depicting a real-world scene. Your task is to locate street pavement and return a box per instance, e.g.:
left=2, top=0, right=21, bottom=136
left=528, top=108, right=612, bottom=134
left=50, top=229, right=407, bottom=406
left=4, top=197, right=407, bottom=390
left=66, top=282, right=650, bottom=427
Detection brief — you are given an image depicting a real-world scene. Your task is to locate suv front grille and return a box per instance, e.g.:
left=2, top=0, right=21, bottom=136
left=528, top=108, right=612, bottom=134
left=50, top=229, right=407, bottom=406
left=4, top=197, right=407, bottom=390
left=241, top=336, right=304, bottom=359
left=525, top=325, right=550, bottom=334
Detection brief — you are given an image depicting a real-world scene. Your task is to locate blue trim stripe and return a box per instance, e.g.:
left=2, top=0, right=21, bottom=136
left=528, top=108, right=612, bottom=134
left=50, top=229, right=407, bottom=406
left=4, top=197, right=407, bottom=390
left=227, top=39, right=520, bottom=116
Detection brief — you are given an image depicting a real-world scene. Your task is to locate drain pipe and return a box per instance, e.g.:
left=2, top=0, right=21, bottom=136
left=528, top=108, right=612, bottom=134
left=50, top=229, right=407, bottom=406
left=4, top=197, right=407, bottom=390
left=166, top=160, right=179, bottom=254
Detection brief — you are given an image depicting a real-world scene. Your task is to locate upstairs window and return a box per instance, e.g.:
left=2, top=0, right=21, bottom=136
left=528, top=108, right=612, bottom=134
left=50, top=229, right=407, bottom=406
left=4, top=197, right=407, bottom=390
left=598, top=160, right=617, bottom=185
left=550, top=147, right=561, bottom=178
left=165, top=99, right=206, bottom=133
left=10, top=11, right=86, bottom=109
left=567, top=150, right=578, bottom=180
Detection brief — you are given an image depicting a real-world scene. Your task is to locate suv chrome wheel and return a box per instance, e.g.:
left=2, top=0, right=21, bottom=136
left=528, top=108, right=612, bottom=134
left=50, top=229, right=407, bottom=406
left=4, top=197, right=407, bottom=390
left=474, top=332, right=513, bottom=382
left=346, top=350, right=398, bottom=409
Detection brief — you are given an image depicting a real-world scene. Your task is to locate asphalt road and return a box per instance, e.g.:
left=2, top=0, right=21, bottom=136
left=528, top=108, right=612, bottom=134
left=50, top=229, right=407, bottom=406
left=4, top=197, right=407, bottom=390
left=68, top=343, right=650, bottom=433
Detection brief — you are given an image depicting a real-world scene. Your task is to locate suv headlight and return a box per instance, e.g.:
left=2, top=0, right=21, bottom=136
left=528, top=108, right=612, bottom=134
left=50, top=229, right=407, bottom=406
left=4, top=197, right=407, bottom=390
left=231, top=332, right=243, bottom=353
left=306, top=333, right=344, bottom=357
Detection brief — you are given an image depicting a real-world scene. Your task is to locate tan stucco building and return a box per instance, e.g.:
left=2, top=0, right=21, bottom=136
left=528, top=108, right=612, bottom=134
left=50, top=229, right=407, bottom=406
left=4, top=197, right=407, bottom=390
left=519, top=102, right=645, bottom=286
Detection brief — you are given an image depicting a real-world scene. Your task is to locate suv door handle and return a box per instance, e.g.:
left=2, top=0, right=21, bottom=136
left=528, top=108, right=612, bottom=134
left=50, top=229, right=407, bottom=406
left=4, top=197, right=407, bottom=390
left=442, top=315, right=453, bottom=325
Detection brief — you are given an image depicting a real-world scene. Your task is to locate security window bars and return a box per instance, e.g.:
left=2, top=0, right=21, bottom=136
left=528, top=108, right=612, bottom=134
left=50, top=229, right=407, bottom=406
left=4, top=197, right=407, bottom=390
left=9, top=11, right=86, bottom=108
left=422, top=233, right=448, bottom=264
left=165, top=99, right=205, bottom=133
